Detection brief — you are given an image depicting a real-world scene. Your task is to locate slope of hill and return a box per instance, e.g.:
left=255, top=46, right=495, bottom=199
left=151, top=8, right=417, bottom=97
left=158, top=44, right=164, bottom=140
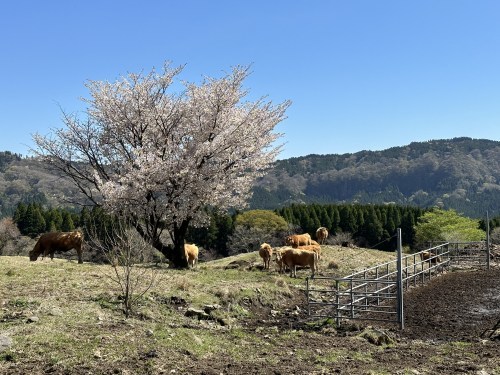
left=0, top=153, right=83, bottom=218
left=250, top=137, right=500, bottom=217
left=1, top=250, right=499, bottom=374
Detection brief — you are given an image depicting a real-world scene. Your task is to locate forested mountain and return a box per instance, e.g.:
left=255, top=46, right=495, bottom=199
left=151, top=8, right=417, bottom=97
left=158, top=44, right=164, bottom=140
left=250, top=137, right=500, bottom=218
left=1, top=137, right=499, bottom=219
left=0, top=152, right=83, bottom=218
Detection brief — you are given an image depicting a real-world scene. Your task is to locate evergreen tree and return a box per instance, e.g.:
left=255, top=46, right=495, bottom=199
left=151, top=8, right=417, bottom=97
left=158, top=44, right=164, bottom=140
left=61, top=211, right=75, bottom=232
left=359, top=206, right=384, bottom=247
left=13, top=203, right=27, bottom=233
left=24, top=203, right=46, bottom=237
left=328, top=206, right=340, bottom=234
left=319, top=208, right=332, bottom=233
left=44, top=208, right=63, bottom=231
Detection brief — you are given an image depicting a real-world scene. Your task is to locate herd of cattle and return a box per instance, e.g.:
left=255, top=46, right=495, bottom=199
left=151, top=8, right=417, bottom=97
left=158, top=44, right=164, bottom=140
left=259, top=227, right=330, bottom=278
left=27, top=227, right=446, bottom=279
left=27, top=227, right=331, bottom=278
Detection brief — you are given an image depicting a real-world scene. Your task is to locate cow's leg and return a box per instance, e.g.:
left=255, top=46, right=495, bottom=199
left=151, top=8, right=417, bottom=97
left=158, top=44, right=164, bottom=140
left=77, top=245, right=83, bottom=264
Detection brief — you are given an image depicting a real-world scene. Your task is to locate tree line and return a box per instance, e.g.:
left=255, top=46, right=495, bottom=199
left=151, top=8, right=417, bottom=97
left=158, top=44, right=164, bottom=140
left=13, top=201, right=497, bottom=259
left=275, top=203, right=424, bottom=250
left=6, top=200, right=498, bottom=265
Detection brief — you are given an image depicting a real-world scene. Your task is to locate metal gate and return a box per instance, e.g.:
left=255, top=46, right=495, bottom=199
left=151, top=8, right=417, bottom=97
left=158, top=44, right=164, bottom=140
left=306, top=233, right=490, bottom=329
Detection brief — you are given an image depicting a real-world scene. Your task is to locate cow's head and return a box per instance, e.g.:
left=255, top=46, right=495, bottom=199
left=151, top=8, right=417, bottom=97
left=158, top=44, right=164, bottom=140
left=28, top=249, right=39, bottom=261
left=29, top=241, right=42, bottom=261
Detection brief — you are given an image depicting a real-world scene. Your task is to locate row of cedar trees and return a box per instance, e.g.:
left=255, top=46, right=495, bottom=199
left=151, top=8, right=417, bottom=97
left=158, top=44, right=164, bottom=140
left=12, top=202, right=500, bottom=257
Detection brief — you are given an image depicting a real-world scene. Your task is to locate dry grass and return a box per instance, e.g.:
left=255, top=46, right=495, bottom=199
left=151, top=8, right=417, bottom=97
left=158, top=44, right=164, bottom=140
left=0, top=245, right=398, bottom=374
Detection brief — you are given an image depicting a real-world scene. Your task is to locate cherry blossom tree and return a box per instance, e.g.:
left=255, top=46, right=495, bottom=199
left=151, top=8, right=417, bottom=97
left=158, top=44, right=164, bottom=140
left=33, top=62, right=290, bottom=267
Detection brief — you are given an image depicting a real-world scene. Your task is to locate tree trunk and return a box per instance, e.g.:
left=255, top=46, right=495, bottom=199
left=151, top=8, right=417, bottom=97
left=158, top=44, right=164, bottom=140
left=170, top=219, right=190, bottom=268
left=170, top=240, right=188, bottom=268
left=134, top=218, right=190, bottom=268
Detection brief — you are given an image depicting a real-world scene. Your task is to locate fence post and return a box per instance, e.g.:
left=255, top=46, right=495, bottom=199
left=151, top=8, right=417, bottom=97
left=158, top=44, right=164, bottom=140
left=335, top=279, right=340, bottom=328
left=306, top=277, right=310, bottom=316
left=486, top=211, right=491, bottom=270
left=396, top=228, right=404, bottom=330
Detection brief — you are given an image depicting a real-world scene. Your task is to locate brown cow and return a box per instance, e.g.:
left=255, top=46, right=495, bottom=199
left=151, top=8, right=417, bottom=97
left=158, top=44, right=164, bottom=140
left=259, top=243, right=273, bottom=270
left=275, top=248, right=318, bottom=278
left=184, top=244, right=199, bottom=268
left=297, top=244, right=322, bottom=260
left=315, top=227, right=328, bottom=245
left=29, top=231, right=84, bottom=264
left=284, top=233, right=311, bottom=248
left=420, top=251, right=441, bottom=264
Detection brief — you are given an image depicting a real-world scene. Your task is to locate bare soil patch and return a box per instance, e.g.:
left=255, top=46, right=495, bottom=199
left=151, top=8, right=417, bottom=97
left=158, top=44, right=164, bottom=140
left=178, top=268, right=500, bottom=375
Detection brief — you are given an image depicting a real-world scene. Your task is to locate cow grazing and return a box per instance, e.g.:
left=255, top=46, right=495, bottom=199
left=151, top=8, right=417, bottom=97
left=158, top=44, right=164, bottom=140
left=275, top=248, right=318, bottom=278
left=315, top=227, right=329, bottom=245
left=284, top=233, right=312, bottom=248
left=184, top=244, right=199, bottom=268
left=29, top=231, right=84, bottom=264
left=420, top=251, right=441, bottom=264
left=297, top=244, right=322, bottom=260
left=259, top=243, right=273, bottom=270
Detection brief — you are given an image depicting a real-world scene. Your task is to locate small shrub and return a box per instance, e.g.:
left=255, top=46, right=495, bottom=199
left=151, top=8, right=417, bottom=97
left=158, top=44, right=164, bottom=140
left=327, top=261, right=339, bottom=269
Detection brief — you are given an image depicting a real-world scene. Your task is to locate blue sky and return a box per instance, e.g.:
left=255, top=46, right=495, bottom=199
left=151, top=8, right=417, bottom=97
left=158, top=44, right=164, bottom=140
left=1, top=1, right=499, bottom=160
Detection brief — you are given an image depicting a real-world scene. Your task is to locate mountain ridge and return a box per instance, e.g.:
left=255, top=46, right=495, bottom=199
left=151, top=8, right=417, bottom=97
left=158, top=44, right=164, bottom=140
left=1, top=137, right=499, bottom=218
left=249, top=137, right=500, bottom=217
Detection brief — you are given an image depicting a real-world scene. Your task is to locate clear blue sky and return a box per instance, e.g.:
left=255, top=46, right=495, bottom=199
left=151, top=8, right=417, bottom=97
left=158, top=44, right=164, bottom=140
left=1, top=1, right=499, bottom=160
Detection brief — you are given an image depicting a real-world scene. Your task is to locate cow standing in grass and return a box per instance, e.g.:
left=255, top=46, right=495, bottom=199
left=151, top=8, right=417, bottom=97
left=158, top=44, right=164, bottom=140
left=315, top=227, right=328, bottom=245
left=420, top=251, right=441, bottom=264
left=259, top=243, right=273, bottom=270
left=184, top=244, right=199, bottom=268
left=29, top=231, right=84, bottom=264
left=275, top=247, right=318, bottom=277
left=285, top=233, right=312, bottom=248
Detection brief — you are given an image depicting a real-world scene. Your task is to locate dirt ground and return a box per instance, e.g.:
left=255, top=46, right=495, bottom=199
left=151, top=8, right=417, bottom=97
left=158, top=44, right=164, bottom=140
left=187, top=267, right=500, bottom=375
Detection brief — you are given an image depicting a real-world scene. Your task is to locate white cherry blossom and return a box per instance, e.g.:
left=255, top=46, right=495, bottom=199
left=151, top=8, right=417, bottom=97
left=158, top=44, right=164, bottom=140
left=33, top=62, right=290, bottom=267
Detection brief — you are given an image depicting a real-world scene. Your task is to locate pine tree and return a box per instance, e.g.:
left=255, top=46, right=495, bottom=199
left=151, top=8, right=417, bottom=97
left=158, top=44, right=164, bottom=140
left=23, top=203, right=46, bottom=237
left=13, top=203, right=27, bottom=233
left=61, top=211, right=75, bottom=232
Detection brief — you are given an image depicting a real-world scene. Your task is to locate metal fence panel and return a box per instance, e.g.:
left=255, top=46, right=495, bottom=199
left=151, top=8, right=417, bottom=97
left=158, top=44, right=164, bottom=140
left=306, top=240, right=489, bottom=328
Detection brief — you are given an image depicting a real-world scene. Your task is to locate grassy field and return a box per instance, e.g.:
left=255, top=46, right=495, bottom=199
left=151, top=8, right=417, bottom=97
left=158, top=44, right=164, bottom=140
left=3, top=245, right=497, bottom=374
left=0, top=245, right=398, bottom=374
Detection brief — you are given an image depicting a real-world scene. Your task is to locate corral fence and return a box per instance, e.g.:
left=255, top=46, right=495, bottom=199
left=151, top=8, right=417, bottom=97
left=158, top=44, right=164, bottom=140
left=305, top=228, right=491, bottom=329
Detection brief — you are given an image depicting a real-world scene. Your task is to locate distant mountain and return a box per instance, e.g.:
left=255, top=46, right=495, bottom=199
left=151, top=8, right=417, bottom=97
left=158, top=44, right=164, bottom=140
left=0, top=152, right=83, bottom=218
left=1, top=137, right=499, bottom=219
left=249, top=137, right=500, bottom=218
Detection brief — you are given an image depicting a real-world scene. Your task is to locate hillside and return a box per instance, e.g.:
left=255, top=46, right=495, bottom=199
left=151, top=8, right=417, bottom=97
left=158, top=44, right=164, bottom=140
left=1, top=137, right=500, bottom=218
left=250, top=137, right=500, bottom=217
left=1, top=249, right=499, bottom=374
left=0, top=153, right=83, bottom=218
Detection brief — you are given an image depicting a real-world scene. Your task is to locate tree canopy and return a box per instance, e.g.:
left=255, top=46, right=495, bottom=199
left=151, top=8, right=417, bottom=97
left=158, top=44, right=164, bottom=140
left=414, top=209, right=485, bottom=246
left=234, top=210, right=289, bottom=232
left=33, top=62, right=290, bottom=267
